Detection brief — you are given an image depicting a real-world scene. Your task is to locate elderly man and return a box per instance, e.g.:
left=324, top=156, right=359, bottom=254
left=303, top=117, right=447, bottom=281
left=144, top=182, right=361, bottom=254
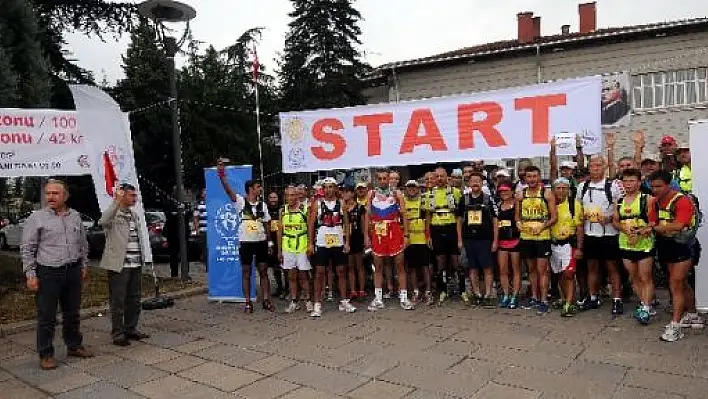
left=21, top=179, right=93, bottom=370
left=99, top=184, right=151, bottom=346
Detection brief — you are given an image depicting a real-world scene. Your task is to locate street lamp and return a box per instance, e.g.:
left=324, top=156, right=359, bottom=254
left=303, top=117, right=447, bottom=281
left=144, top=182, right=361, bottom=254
left=138, top=0, right=196, bottom=282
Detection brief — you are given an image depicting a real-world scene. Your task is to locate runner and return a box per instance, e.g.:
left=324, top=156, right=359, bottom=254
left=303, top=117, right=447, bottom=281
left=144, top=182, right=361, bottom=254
left=516, top=165, right=557, bottom=314
left=307, top=178, right=355, bottom=317
left=217, top=161, right=274, bottom=313
left=612, top=168, right=657, bottom=324
left=550, top=178, right=584, bottom=317
left=496, top=182, right=521, bottom=309
left=383, top=170, right=402, bottom=298
left=651, top=170, right=704, bottom=341
left=403, top=180, right=432, bottom=304
left=267, top=191, right=286, bottom=300
left=278, top=186, right=313, bottom=314
left=343, top=185, right=367, bottom=301
left=457, top=172, right=498, bottom=308
left=366, top=170, right=413, bottom=311
left=427, top=167, right=463, bottom=305
left=576, top=155, right=625, bottom=316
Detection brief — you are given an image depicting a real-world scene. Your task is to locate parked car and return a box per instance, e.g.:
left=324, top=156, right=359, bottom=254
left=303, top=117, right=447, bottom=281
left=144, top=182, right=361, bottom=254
left=0, top=213, right=94, bottom=250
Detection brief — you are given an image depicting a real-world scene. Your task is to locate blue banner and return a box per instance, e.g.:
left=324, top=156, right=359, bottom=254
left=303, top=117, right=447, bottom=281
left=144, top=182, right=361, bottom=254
left=204, top=165, right=256, bottom=302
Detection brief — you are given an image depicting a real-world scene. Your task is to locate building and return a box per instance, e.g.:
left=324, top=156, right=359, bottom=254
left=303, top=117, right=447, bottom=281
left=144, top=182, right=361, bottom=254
left=366, top=2, right=708, bottom=178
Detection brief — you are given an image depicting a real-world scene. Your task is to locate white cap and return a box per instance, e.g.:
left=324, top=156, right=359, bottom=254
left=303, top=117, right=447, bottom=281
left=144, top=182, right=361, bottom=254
left=321, top=177, right=337, bottom=185
left=404, top=180, right=419, bottom=187
left=560, top=161, right=577, bottom=169
left=641, top=152, right=661, bottom=163
left=355, top=181, right=368, bottom=188
left=495, top=168, right=510, bottom=178
left=678, top=142, right=690, bottom=150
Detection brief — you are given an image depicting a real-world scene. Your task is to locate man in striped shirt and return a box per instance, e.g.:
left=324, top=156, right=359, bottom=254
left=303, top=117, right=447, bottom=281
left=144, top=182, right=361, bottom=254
left=192, top=188, right=208, bottom=271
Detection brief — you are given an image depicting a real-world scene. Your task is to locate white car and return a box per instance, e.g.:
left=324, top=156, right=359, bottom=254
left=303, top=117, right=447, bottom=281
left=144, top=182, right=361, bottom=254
left=0, top=213, right=94, bottom=250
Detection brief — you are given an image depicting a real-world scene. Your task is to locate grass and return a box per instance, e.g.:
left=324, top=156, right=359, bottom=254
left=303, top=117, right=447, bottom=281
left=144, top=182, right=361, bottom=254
left=0, top=268, right=201, bottom=324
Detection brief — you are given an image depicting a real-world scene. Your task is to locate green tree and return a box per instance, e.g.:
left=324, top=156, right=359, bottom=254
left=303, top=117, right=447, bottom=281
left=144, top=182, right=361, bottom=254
left=279, top=0, right=371, bottom=112
left=0, top=38, right=18, bottom=107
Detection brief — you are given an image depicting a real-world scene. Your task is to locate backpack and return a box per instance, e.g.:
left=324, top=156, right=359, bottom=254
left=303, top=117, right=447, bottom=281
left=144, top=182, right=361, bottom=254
left=655, top=193, right=701, bottom=245
left=318, top=199, right=343, bottom=228
left=241, top=200, right=266, bottom=220
left=464, top=192, right=494, bottom=210
left=580, top=179, right=614, bottom=205
left=617, top=194, right=649, bottom=224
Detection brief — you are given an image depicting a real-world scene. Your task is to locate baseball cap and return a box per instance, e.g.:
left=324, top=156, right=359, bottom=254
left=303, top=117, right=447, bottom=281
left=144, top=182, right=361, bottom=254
left=495, top=168, right=511, bottom=178
left=560, top=161, right=577, bottom=169
left=321, top=177, right=337, bottom=185
left=677, top=142, right=690, bottom=150
left=660, top=135, right=677, bottom=146
left=552, top=177, right=571, bottom=187
left=355, top=181, right=368, bottom=189
left=641, top=152, right=661, bottom=163
left=404, top=180, right=419, bottom=187
left=497, top=183, right=513, bottom=192
left=451, top=168, right=463, bottom=177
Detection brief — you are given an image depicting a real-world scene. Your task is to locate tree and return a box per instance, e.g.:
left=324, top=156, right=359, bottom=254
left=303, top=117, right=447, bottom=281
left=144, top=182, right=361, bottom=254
left=0, top=38, right=18, bottom=107
left=279, top=0, right=371, bottom=112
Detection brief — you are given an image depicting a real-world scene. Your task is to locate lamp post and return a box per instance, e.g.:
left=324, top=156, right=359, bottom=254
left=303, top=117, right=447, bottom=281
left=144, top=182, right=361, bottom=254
left=137, top=0, right=196, bottom=282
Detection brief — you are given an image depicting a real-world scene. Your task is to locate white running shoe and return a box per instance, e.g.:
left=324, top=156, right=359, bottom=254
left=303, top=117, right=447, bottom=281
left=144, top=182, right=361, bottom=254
left=400, top=298, right=415, bottom=310
left=305, top=301, right=314, bottom=313
left=367, top=299, right=385, bottom=312
left=310, top=302, right=322, bottom=317
left=661, top=322, right=684, bottom=342
left=285, top=301, right=300, bottom=314
left=678, top=312, right=705, bottom=329
left=339, top=299, right=357, bottom=313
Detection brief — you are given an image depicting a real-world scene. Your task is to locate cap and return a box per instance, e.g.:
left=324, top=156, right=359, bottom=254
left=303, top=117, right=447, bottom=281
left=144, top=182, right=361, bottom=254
left=560, top=161, right=577, bottom=169
left=661, top=135, right=677, bottom=146
left=495, top=168, right=511, bottom=178
left=321, top=177, right=337, bottom=185
left=641, top=152, right=661, bottom=163
left=497, top=183, right=513, bottom=192
left=404, top=180, right=419, bottom=187
left=451, top=168, right=463, bottom=177
left=552, top=177, right=571, bottom=187
left=677, top=142, right=690, bottom=150
left=355, top=182, right=368, bottom=189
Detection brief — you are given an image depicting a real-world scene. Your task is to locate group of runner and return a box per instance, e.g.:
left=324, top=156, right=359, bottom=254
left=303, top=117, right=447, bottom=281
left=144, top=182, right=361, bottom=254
left=216, top=130, right=701, bottom=342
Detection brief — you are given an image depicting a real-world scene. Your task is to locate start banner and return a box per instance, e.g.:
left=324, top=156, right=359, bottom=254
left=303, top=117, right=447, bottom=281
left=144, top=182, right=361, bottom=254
left=280, top=76, right=602, bottom=172
left=0, top=109, right=90, bottom=177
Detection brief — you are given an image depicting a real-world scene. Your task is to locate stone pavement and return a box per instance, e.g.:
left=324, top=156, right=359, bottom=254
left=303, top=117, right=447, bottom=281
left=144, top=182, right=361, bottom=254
left=1, top=294, right=707, bottom=399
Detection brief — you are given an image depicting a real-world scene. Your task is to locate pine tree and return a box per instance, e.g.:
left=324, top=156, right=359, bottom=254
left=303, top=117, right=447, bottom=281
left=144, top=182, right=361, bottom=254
left=279, top=0, right=371, bottom=112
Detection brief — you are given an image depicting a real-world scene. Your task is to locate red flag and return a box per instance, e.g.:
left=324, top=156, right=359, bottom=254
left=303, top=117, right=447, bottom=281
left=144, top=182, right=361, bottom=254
left=252, top=45, right=259, bottom=82
left=103, top=151, right=118, bottom=197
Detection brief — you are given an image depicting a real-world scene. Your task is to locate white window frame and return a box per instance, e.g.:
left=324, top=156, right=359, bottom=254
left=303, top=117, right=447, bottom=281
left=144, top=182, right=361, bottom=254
left=632, top=67, right=708, bottom=110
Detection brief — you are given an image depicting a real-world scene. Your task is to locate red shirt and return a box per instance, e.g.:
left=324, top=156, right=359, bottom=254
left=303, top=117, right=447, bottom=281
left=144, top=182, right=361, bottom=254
left=658, top=192, right=694, bottom=226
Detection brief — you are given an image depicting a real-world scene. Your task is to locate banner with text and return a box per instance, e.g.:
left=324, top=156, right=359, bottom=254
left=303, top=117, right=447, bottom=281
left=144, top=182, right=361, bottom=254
left=690, top=120, right=708, bottom=310
left=0, top=109, right=90, bottom=177
left=280, top=76, right=602, bottom=172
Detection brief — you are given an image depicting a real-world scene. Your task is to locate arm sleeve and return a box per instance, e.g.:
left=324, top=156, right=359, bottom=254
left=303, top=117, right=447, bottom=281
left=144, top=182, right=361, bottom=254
left=20, top=215, right=39, bottom=278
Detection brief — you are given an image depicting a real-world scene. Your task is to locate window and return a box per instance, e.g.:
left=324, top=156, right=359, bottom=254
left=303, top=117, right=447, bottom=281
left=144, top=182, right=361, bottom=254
left=633, top=67, right=708, bottom=110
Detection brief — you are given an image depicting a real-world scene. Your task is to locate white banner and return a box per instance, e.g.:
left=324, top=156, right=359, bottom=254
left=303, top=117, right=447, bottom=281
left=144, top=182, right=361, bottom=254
left=280, top=76, right=602, bottom=172
left=0, top=109, right=91, bottom=177
left=690, top=120, right=708, bottom=311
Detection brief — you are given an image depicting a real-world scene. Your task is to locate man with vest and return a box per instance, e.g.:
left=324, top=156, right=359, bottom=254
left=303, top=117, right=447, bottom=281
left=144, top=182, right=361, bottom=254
left=217, top=161, right=274, bottom=313
left=576, top=155, right=624, bottom=316
left=457, top=172, right=499, bottom=308
left=307, top=177, right=355, bottom=317
left=278, top=185, right=313, bottom=314
left=650, top=170, right=704, bottom=342
left=426, top=167, right=463, bottom=304
left=403, top=180, right=432, bottom=305
left=549, top=178, right=583, bottom=317
left=515, top=165, right=557, bottom=315
left=612, top=168, right=657, bottom=325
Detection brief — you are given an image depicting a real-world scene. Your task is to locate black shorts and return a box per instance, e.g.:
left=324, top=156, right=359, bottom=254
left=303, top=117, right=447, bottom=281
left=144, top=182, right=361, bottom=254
left=584, top=236, right=620, bottom=261
left=405, top=244, right=430, bottom=269
left=657, top=238, right=694, bottom=265
left=239, top=241, right=269, bottom=265
left=620, top=249, right=655, bottom=263
left=520, top=240, right=551, bottom=260
left=430, top=224, right=460, bottom=257
left=313, top=246, right=347, bottom=267
left=349, top=232, right=365, bottom=254
left=464, top=239, right=494, bottom=270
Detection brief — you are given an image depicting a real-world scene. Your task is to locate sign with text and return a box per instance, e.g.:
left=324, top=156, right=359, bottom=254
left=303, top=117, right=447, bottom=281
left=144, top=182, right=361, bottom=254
left=0, top=109, right=90, bottom=177
left=280, top=76, right=602, bottom=172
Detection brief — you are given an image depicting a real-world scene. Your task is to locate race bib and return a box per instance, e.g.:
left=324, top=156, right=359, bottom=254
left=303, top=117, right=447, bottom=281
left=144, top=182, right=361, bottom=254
left=374, top=221, right=388, bottom=237
left=244, top=220, right=260, bottom=233
left=584, top=206, right=602, bottom=223
left=271, top=220, right=280, bottom=232
left=324, top=233, right=341, bottom=248
left=523, top=221, right=544, bottom=235
left=621, top=219, right=638, bottom=231
left=556, top=227, right=572, bottom=239
left=499, top=220, right=512, bottom=228
left=467, top=210, right=482, bottom=225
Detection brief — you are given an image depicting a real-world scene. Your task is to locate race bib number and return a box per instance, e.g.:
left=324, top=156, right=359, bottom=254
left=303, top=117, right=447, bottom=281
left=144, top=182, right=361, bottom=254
left=556, top=227, right=572, bottom=239
left=467, top=210, right=482, bottom=225
left=324, top=233, right=341, bottom=248
left=499, top=220, right=512, bottom=228
left=621, top=219, right=638, bottom=231
left=523, top=221, right=544, bottom=235
left=271, top=220, right=280, bottom=232
left=244, top=220, right=260, bottom=233
left=374, top=221, right=388, bottom=237
left=584, top=206, right=602, bottom=223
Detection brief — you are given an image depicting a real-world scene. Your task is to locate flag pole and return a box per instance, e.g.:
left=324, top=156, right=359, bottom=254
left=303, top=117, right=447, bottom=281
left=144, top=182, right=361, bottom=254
left=253, top=45, right=265, bottom=189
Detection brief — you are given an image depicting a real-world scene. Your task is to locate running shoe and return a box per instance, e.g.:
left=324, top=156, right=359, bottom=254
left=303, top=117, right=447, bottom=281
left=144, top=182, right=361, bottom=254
left=552, top=299, right=565, bottom=310
left=522, top=298, right=539, bottom=310
left=412, top=290, right=421, bottom=304
left=305, top=301, right=314, bottom=313
left=400, top=298, right=415, bottom=310
left=425, top=291, right=435, bottom=306
left=635, top=308, right=651, bottom=325
left=325, top=289, right=334, bottom=302
left=537, top=302, right=550, bottom=315
left=611, top=300, right=624, bottom=316
left=483, top=296, right=496, bottom=309
left=310, top=302, right=322, bottom=317
left=660, top=322, right=684, bottom=342
left=678, top=313, right=705, bottom=329
left=498, top=295, right=509, bottom=308
left=367, top=298, right=385, bottom=312
left=438, top=291, right=448, bottom=305
left=339, top=299, right=357, bottom=313
left=461, top=291, right=471, bottom=306
left=285, top=301, right=300, bottom=314
left=508, top=295, right=518, bottom=309
left=561, top=302, right=574, bottom=317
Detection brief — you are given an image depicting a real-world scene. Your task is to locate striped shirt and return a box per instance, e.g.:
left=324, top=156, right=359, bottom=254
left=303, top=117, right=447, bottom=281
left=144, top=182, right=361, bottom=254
left=121, top=210, right=142, bottom=268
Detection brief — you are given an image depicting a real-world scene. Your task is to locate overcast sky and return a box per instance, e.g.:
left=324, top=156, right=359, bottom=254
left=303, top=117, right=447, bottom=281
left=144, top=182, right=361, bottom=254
left=65, top=0, right=707, bottom=84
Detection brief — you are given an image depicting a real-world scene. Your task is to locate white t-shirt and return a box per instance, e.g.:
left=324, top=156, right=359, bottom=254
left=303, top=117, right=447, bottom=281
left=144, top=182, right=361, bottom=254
left=577, top=178, right=623, bottom=237
left=234, top=196, right=271, bottom=242
left=315, top=199, right=345, bottom=248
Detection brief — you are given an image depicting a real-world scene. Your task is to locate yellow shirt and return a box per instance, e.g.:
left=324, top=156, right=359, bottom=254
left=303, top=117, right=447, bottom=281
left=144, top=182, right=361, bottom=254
left=404, top=197, right=427, bottom=245
left=552, top=199, right=582, bottom=241
left=429, top=187, right=462, bottom=226
left=519, top=188, right=551, bottom=240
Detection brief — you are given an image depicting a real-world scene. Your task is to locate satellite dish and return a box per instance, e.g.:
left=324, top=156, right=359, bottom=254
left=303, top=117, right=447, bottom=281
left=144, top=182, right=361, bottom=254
left=137, top=0, right=196, bottom=23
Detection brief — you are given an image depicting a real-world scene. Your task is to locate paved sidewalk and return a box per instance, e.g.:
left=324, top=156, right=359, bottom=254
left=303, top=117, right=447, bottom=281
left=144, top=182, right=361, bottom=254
left=1, top=294, right=707, bottom=399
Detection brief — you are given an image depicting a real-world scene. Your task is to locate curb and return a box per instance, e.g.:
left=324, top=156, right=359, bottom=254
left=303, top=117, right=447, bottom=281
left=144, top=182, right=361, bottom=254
left=0, top=285, right=207, bottom=337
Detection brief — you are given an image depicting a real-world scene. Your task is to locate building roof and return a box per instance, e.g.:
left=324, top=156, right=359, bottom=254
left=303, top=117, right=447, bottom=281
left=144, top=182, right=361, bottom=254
left=370, top=17, right=708, bottom=77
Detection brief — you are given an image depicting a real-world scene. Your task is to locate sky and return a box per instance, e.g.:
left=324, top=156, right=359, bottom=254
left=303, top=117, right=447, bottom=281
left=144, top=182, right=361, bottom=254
left=65, top=0, right=708, bottom=84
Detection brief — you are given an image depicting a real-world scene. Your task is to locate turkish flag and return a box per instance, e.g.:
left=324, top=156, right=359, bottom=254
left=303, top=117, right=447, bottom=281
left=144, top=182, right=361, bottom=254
left=103, top=151, right=118, bottom=197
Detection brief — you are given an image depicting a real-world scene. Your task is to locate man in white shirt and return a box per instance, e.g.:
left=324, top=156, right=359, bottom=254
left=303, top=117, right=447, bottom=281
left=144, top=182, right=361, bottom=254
left=576, top=155, right=625, bottom=316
